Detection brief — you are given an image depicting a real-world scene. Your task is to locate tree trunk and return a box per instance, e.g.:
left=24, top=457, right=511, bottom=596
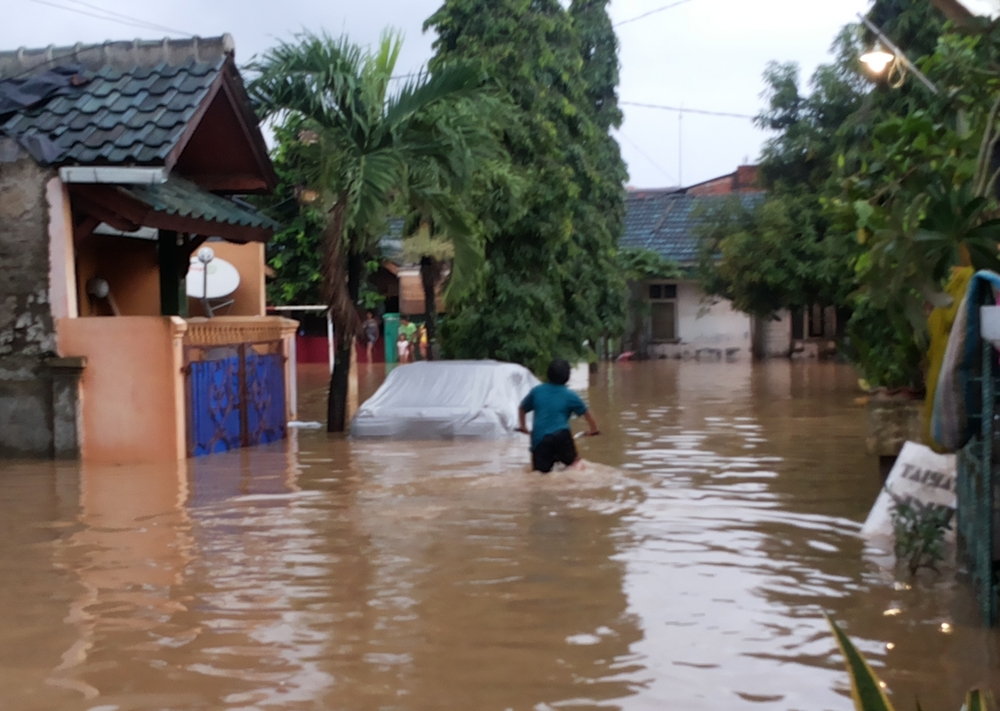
left=326, top=243, right=365, bottom=432
left=420, top=255, right=440, bottom=361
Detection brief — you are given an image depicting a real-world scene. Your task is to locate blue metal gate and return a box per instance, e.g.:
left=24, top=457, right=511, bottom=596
left=186, top=340, right=287, bottom=457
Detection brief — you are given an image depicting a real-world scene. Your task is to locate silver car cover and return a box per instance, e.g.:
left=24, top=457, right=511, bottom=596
left=350, top=360, right=540, bottom=439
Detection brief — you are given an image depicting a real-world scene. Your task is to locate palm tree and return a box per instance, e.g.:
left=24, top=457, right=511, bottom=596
left=248, top=31, right=481, bottom=431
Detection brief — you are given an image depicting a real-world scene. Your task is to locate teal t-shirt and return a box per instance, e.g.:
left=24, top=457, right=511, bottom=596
left=520, top=383, right=588, bottom=450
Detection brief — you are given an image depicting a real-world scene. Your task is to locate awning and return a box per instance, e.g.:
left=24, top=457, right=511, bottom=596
left=71, top=175, right=280, bottom=243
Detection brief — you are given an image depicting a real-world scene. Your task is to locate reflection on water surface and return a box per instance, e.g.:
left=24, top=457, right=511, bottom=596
left=0, top=361, right=997, bottom=710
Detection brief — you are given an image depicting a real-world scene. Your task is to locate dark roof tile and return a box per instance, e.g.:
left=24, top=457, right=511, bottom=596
left=622, top=190, right=765, bottom=266
left=0, top=55, right=223, bottom=166
left=120, top=176, right=280, bottom=232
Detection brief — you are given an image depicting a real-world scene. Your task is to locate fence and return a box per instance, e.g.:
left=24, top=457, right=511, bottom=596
left=956, top=289, right=999, bottom=626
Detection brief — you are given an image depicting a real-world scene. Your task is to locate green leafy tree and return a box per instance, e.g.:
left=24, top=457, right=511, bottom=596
left=696, top=0, right=947, bottom=388
left=696, top=195, right=831, bottom=319
left=248, top=31, right=480, bottom=430
left=254, top=117, right=325, bottom=306
left=400, top=95, right=504, bottom=358
left=560, top=0, right=629, bottom=356
left=425, top=0, right=627, bottom=373
left=834, top=21, right=1000, bottom=388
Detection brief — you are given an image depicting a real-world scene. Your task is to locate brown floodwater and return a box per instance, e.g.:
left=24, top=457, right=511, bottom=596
left=1, top=360, right=998, bottom=711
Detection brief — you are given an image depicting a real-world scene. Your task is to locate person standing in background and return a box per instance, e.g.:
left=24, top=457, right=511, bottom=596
left=399, top=317, right=417, bottom=362
left=363, top=311, right=380, bottom=363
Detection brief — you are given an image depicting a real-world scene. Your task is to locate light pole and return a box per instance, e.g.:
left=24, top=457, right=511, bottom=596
left=857, top=13, right=940, bottom=95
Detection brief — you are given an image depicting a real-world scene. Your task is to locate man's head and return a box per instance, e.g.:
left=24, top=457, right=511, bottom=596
left=547, top=358, right=571, bottom=385
left=366, top=310, right=374, bottom=319
left=401, top=317, right=410, bottom=325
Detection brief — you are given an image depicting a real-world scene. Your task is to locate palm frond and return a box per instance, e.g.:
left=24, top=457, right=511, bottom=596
left=383, top=63, right=483, bottom=136
left=346, top=149, right=404, bottom=250
left=362, top=29, right=403, bottom=110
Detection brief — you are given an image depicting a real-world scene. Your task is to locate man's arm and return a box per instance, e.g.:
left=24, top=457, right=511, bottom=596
left=517, top=407, right=529, bottom=435
left=582, top=410, right=600, bottom=436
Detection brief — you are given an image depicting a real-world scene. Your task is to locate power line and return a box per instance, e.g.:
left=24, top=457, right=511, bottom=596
left=26, top=0, right=193, bottom=37
left=614, top=0, right=698, bottom=27
left=61, top=0, right=194, bottom=35
left=613, top=127, right=677, bottom=185
left=621, top=100, right=756, bottom=120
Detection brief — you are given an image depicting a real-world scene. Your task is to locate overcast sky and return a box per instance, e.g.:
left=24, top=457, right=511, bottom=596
left=3, top=0, right=870, bottom=188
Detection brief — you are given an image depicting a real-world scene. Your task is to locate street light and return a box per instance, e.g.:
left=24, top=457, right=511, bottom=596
left=860, top=45, right=896, bottom=75
left=856, top=13, right=939, bottom=95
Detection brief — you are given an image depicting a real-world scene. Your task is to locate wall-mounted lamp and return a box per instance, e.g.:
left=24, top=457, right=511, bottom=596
left=86, top=277, right=120, bottom=316
left=857, top=13, right=939, bottom=94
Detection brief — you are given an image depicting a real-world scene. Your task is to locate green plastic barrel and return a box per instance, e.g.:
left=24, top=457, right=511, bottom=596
left=383, top=313, right=400, bottom=363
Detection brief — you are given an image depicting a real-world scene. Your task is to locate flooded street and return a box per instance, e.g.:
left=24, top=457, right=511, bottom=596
left=1, top=360, right=998, bottom=710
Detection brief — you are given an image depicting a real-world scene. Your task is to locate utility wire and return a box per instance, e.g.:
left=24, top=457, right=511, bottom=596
left=61, top=0, right=194, bottom=36
left=613, top=127, right=677, bottom=186
left=614, top=0, right=698, bottom=27
left=26, top=0, right=194, bottom=37
left=621, top=100, right=756, bottom=120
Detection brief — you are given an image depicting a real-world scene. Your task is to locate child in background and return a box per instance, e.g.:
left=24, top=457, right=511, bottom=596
left=517, top=358, right=599, bottom=473
left=418, top=324, right=428, bottom=360
left=397, top=331, right=411, bottom=363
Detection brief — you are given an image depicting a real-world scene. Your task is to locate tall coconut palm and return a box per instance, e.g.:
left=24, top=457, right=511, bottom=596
left=248, top=31, right=481, bottom=431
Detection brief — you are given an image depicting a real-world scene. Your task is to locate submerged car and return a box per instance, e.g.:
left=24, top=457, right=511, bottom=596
left=350, top=360, right=540, bottom=439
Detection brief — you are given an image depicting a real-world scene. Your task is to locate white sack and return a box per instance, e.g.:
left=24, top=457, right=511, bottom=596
left=350, top=360, right=541, bottom=439
left=861, top=440, right=957, bottom=538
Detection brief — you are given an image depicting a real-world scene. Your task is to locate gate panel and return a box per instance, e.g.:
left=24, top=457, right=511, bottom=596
left=189, top=354, right=242, bottom=456
left=245, top=347, right=287, bottom=447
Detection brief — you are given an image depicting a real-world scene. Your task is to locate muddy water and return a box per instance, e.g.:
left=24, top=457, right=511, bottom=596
left=1, top=361, right=998, bottom=711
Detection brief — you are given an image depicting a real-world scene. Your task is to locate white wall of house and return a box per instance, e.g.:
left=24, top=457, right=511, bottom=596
left=645, top=280, right=751, bottom=360
left=753, top=310, right=793, bottom=358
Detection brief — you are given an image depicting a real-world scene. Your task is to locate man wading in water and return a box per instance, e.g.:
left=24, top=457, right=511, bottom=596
left=517, top=358, right=600, bottom=473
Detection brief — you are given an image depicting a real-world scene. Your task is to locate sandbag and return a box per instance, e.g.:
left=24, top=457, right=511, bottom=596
left=861, top=440, right=956, bottom=538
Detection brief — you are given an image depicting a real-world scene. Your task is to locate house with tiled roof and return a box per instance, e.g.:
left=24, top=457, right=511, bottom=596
left=0, top=35, right=297, bottom=462
left=621, top=179, right=759, bottom=360
left=622, top=166, right=838, bottom=360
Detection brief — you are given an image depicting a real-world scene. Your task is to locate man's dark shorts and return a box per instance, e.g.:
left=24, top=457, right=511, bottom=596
left=532, top=429, right=578, bottom=473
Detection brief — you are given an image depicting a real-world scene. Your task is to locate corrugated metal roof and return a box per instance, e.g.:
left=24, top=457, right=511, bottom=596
left=0, top=56, right=222, bottom=166
left=621, top=190, right=764, bottom=265
left=121, top=176, right=280, bottom=231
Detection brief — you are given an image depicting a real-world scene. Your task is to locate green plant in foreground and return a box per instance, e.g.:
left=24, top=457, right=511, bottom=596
left=888, top=491, right=953, bottom=576
left=827, top=615, right=994, bottom=711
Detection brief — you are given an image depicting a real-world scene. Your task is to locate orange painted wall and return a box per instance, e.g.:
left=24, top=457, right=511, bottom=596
left=76, top=234, right=161, bottom=317
left=57, top=316, right=186, bottom=464
left=75, top=237, right=265, bottom=318
left=187, top=241, right=265, bottom=318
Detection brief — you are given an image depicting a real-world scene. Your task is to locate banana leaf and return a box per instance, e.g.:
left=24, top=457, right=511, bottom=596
left=965, top=689, right=997, bottom=711
left=826, top=614, right=896, bottom=711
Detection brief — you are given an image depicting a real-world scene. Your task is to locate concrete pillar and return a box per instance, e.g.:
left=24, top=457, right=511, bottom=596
left=46, top=356, right=86, bottom=458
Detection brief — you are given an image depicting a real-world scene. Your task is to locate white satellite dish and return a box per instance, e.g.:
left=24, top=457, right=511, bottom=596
left=186, top=257, right=240, bottom=299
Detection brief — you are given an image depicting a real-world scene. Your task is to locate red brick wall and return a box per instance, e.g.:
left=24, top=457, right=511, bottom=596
left=686, top=176, right=734, bottom=196
left=684, top=165, right=762, bottom=195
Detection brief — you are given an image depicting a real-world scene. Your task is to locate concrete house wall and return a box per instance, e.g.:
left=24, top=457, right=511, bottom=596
left=0, top=140, right=72, bottom=457
left=632, top=279, right=752, bottom=360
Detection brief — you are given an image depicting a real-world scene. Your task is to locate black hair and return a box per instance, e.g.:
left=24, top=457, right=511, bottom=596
left=547, top=358, right=571, bottom=385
